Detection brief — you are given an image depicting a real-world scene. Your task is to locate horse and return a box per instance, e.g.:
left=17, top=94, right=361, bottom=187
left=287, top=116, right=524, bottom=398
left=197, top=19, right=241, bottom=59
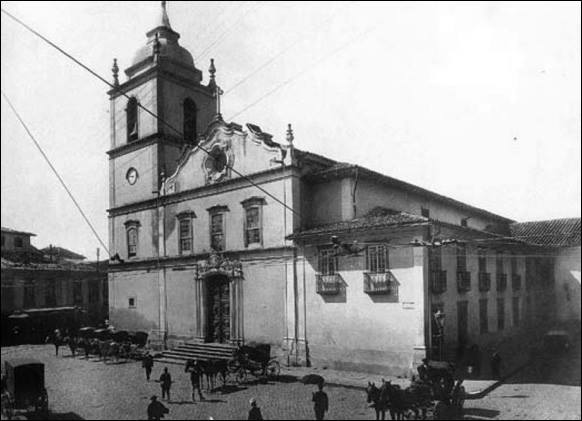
left=382, top=380, right=434, bottom=420
left=366, top=381, right=393, bottom=420
left=46, top=329, right=66, bottom=356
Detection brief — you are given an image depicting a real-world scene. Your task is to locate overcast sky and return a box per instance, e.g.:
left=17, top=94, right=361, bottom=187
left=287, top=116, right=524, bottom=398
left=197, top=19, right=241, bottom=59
left=1, top=1, right=580, bottom=260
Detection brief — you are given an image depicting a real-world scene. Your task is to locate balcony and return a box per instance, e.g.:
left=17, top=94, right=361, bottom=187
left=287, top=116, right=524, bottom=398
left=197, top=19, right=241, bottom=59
left=430, top=270, right=447, bottom=294
left=512, top=274, right=522, bottom=291
left=364, top=272, right=397, bottom=295
left=316, top=273, right=341, bottom=295
left=478, top=272, right=491, bottom=292
left=456, top=271, right=471, bottom=293
left=496, top=273, right=508, bottom=292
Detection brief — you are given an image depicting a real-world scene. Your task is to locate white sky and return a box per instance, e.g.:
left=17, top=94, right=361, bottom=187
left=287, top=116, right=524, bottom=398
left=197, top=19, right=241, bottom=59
left=1, top=1, right=580, bottom=260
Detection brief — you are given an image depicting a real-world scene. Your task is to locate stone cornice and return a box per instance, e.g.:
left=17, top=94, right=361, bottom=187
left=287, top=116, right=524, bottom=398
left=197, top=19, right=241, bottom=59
left=108, top=65, right=212, bottom=100
left=108, top=246, right=296, bottom=273
left=106, top=133, right=185, bottom=159
left=108, top=166, right=301, bottom=217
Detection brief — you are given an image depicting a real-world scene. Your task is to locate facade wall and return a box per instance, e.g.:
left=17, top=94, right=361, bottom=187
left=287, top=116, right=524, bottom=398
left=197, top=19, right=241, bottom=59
left=1, top=232, right=33, bottom=252
left=554, top=246, right=581, bottom=322
left=431, top=244, right=528, bottom=358
left=297, top=227, right=427, bottom=375
left=110, top=144, right=157, bottom=208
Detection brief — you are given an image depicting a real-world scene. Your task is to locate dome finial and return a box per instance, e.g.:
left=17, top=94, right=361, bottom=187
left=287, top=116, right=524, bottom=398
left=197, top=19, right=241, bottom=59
left=159, top=0, right=171, bottom=29
left=286, top=123, right=294, bottom=145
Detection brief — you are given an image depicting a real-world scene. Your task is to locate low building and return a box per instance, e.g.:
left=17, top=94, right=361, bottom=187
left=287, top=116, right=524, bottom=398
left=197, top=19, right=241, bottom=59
left=1, top=227, right=108, bottom=343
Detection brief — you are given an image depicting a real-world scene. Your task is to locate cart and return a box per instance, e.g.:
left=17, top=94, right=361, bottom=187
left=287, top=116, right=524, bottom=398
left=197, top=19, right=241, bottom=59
left=2, top=359, right=48, bottom=418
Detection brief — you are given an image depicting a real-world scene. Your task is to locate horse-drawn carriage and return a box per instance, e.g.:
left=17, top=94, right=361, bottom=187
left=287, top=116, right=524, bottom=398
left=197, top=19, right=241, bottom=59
left=227, top=343, right=281, bottom=384
left=72, top=327, right=149, bottom=362
left=1, top=359, right=49, bottom=419
left=366, top=360, right=465, bottom=420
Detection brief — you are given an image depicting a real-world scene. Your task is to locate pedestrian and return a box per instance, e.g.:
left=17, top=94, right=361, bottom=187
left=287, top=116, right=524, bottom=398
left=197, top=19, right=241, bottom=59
left=158, top=367, right=172, bottom=401
left=143, top=352, right=154, bottom=381
left=147, top=395, right=169, bottom=420
left=189, top=360, right=204, bottom=402
left=248, top=397, right=263, bottom=420
left=417, top=358, right=430, bottom=382
left=312, top=382, right=329, bottom=421
left=490, top=350, right=502, bottom=379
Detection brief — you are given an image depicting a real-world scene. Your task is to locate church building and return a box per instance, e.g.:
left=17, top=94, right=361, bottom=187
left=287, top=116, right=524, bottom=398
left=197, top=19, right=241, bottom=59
left=107, top=3, right=580, bottom=375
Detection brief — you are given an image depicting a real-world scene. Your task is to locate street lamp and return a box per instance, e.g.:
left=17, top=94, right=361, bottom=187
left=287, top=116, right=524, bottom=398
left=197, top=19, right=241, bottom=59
left=434, top=309, right=446, bottom=361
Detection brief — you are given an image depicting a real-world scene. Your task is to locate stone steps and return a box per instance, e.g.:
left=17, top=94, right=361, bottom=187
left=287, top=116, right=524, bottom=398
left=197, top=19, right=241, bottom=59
left=154, top=342, right=236, bottom=366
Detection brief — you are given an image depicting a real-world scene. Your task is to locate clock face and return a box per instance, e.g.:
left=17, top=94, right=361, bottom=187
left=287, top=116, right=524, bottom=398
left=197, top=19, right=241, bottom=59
left=126, top=168, right=138, bottom=185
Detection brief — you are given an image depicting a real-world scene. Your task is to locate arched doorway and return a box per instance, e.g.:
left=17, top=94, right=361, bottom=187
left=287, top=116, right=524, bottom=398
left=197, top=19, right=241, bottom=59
left=206, top=275, right=230, bottom=343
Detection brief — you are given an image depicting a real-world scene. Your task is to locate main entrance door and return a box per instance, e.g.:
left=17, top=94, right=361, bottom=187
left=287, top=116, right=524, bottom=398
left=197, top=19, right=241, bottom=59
left=206, top=276, right=230, bottom=343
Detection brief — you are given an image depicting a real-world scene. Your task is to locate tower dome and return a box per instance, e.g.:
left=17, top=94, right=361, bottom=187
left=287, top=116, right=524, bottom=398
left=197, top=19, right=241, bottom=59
left=127, top=1, right=196, bottom=77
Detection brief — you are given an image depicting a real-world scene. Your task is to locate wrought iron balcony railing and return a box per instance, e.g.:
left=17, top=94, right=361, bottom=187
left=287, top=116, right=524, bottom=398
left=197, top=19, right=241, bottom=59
left=512, top=274, right=522, bottom=291
left=316, top=273, right=341, bottom=295
left=496, top=273, right=508, bottom=292
left=456, top=271, right=471, bottom=293
left=478, top=272, right=491, bottom=292
left=430, top=270, right=447, bottom=294
left=364, top=271, right=397, bottom=295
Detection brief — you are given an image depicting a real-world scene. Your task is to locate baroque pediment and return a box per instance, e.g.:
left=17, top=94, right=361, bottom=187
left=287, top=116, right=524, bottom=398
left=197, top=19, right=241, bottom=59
left=163, top=117, right=292, bottom=195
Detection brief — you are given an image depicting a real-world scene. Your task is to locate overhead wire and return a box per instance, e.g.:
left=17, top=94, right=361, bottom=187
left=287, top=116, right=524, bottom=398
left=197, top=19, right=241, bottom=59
left=1, top=90, right=110, bottom=256
left=0, top=6, right=301, bottom=220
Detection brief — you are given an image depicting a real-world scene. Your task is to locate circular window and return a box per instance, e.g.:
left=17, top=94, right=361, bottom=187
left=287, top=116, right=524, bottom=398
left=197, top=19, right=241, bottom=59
left=126, top=168, right=138, bottom=185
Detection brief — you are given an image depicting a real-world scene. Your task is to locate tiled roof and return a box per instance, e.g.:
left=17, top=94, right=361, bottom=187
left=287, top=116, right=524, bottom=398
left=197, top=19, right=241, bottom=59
left=1, top=227, right=36, bottom=236
left=287, top=210, right=429, bottom=239
left=41, top=246, right=86, bottom=261
left=510, top=218, right=581, bottom=247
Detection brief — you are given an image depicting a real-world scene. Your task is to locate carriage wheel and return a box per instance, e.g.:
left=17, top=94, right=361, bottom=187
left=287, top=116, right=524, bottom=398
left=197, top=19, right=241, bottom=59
left=267, top=360, right=281, bottom=379
left=227, top=359, right=239, bottom=374
left=236, top=367, right=248, bottom=384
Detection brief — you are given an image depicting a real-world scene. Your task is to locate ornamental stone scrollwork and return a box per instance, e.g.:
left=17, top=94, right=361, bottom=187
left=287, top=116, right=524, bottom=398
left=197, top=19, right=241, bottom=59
left=202, top=141, right=234, bottom=184
left=196, top=251, right=243, bottom=280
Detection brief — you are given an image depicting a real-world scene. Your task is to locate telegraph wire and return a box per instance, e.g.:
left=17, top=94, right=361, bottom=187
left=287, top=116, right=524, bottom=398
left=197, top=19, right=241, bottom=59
left=227, top=24, right=377, bottom=121
left=1, top=90, right=110, bottom=256
left=1, top=7, right=302, bottom=220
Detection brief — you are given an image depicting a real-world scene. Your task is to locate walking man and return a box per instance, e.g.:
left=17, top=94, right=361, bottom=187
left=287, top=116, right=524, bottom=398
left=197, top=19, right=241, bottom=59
left=143, top=352, right=154, bottom=381
left=158, top=367, right=172, bottom=401
left=248, top=397, right=263, bottom=420
left=490, top=350, right=502, bottom=379
left=189, top=360, right=204, bottom=402
left=312, top=382, right=329, bottom=420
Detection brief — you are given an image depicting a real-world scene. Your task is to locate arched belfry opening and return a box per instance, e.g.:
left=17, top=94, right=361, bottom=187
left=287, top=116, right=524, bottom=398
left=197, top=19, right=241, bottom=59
left=183, top=98, right=198, bottom=144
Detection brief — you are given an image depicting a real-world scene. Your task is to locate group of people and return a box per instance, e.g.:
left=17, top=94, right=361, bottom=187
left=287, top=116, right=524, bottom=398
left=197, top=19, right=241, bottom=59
left=143, top=358, right=330, bottom=420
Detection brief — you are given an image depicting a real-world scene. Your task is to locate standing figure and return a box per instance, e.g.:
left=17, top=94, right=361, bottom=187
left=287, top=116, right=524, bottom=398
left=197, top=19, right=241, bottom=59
left=248, top=397, right=263, bottom=420
left=312, top=382, right=329, bottom=421
left=490, top=351, right=502, bottom=379
left=189, top=360, right=205, bottom=402
left=158, top=367, right=172, bottom=401
left=147, top=395, right=169, bottom=420
left=143, top=352, right=154, bottom=381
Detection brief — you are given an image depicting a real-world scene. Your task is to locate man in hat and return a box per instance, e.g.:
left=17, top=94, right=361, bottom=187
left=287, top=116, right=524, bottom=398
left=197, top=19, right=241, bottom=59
left=248, top=397, right=263, bottom=420
left=312, top=381, right=329, bottom=420
left=147, top=395, right=168, bottom=420
left=189, top=360, right=205, bottom=402
left=143, top=352, right=154, bottom=381
left=158, top=367, right=172, bottom=401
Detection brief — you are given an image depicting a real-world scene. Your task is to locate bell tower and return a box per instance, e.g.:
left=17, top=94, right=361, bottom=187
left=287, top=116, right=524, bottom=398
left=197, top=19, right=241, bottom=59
left=107, top=1, right=218, bottom=208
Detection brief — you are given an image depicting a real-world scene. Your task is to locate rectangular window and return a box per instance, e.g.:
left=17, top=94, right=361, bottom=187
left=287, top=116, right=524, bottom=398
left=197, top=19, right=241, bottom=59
left=179, top=218, right=193, bottom=254
left=245, top=207, right=261, bottom=245
left=1, top=235, right=5, bottom=247
left=210, top=213, right=224, bottom=251
left=429, top=247, right=442, bottom=272
left=45, top=279, right=57, bottom=307
left=421, top=207, right=430, bottom=218
left=457, top=301, right=469, bottom=344
left=496, top=252, right=504, bottom=274
left=127, top=228, right=138, bottom=258
left=478, top=248, right=487, bottom=273
left=128, top=297, right=136, bottom=308
left=511, top=254, right=518, bottom=274
left=456, top=243, right=467, bottom=272
left=102, top=279, right=108, bottom=304
left=73, top=281, right=83, bottom=305
left=479, top=298, right=488, bottom=334
left=89, top=281, right=99, bottom=304
left=14, top=237, right=24, bottom=248
left=512, top=296, right=520, bottom=327
left=367, top=245, right=388, bottom=273
left=319, top=249, right=338, bottom=275
left=23, top=281, right=35, bottom=308
left=461, top=218, right=468, bottom=227
left=497, top=298, right=505, bottom=331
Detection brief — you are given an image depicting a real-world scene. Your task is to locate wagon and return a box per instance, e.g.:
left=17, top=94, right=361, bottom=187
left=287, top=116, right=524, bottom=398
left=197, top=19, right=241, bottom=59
left=2, top=359, right=48, bottom=418
left=227, top=343, right=281, bottom=383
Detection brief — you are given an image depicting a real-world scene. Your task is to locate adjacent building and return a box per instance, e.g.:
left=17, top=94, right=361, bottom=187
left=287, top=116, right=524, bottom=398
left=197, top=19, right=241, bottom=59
left=106, top=3, right=580, bottom=375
